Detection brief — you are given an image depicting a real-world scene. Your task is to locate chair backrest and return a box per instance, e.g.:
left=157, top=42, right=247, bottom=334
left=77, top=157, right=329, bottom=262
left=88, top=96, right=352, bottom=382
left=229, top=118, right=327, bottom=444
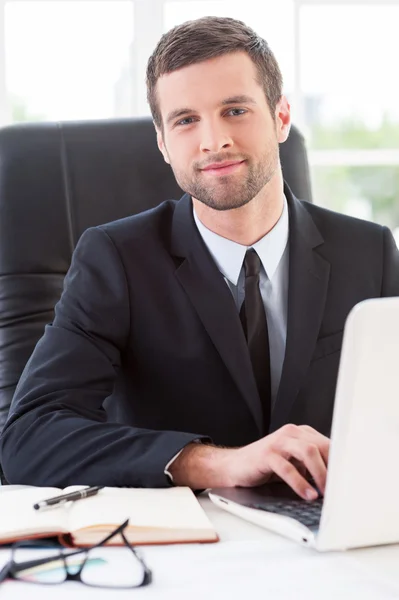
left=0, top=117, right=313, bottom=429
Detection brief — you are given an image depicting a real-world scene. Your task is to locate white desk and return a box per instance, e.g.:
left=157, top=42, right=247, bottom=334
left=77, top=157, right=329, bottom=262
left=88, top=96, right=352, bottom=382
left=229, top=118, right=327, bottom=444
left=1, top=494, right=399, bottom=599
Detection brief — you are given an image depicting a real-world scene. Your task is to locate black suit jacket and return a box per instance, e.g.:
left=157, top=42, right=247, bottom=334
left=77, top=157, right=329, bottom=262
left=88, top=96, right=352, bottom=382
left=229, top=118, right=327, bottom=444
left=2, top=184, right=399, bottom=487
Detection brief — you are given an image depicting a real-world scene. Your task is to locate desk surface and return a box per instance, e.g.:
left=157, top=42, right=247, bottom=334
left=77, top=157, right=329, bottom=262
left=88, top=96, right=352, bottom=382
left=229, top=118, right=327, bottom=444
left=1, top=494, right=399, bottom=599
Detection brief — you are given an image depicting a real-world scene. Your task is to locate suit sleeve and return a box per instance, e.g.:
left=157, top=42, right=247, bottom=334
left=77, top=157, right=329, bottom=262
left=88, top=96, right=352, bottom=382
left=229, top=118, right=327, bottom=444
left=0, top=227, right=207, bottom=488
left=381, top=226, right=399, bottom=296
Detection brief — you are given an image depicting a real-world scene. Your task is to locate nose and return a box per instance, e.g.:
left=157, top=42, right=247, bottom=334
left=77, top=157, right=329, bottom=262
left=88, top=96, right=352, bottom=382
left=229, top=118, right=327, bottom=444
left=199, top=119, right=233, bottom=153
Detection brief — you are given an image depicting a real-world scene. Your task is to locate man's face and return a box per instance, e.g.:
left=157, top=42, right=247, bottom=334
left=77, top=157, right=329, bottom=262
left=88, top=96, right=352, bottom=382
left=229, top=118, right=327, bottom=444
left=156, top=51, right=290, bottom=212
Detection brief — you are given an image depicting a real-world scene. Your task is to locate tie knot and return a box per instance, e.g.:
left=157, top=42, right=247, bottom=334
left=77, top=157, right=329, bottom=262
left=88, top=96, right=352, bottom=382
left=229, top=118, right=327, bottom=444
left=243, top=248, right=261, bottom=277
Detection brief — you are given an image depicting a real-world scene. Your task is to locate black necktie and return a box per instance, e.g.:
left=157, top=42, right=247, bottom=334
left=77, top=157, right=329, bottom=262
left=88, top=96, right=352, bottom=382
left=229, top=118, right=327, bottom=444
left=239, top=249, right=271, bottom=434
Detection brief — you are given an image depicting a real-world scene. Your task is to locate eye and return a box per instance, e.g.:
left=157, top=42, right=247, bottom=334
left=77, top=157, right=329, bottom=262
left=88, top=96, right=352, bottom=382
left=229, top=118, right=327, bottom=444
left=176, top=116, right=197, bottom=126
left=226, top=108, right=247, bottom=117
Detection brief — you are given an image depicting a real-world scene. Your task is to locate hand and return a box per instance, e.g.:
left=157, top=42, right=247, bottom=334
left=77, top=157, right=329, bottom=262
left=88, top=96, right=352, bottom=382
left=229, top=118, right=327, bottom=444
left=168, top=424, right=329, bottom=499
left=227, top=424, right=329, bottom=500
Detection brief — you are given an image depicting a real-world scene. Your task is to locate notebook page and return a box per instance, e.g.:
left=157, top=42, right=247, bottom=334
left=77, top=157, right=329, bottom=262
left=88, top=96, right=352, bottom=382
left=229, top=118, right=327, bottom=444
left=67, top=487, right=215, bottom=533
left=0, top=487, right=70, bottom=541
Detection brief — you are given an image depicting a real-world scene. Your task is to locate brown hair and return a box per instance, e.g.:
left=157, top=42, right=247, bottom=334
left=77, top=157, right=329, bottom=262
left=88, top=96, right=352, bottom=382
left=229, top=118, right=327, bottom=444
left=146, top=16, right=283, bottom=130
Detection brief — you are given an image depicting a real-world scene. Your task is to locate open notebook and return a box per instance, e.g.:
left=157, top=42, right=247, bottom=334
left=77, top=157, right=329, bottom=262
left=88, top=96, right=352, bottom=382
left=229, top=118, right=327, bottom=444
left=0, top=486, right=219, bottom=546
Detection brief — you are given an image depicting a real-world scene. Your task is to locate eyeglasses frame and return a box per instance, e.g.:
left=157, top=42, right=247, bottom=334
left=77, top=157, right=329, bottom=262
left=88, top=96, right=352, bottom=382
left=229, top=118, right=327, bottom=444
left=0, top=518, right=152, bottom=589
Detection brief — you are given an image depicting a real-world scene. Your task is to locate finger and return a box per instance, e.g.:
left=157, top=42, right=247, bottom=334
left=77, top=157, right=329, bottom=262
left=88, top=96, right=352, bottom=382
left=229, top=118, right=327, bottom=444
left=280, top=424, right=328, bottom=446
left=319, top=442, right=329, bottom=467
left=268, top=460, right=307, bottom=483
left=284, top=439, right=327, bottom=495
left=267, top=454, right=318, bottom=501
left=298, top=426, right=330, bottom=466
left=298, top=425, right=320, bottom=436
left=289, top=458, right=307, bottom=478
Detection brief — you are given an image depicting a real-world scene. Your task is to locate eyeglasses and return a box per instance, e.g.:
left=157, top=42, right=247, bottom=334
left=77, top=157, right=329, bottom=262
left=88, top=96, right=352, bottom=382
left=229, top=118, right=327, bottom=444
left=0, top=519, right=152, bottom=589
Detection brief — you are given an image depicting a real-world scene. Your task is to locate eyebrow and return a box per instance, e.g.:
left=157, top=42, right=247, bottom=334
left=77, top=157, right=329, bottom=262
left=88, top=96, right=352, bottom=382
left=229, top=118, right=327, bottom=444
left=165, top=95, right=257, bottom=126
left=221, top=95, right=257, bottom=106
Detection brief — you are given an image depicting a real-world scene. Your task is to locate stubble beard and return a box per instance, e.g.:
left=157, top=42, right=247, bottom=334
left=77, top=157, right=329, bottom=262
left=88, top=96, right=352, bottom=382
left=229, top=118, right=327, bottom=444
left=171, top=144, right=280, bottom=212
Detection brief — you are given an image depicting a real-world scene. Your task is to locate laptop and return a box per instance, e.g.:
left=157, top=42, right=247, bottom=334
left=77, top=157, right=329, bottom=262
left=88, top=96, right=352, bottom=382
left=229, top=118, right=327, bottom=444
left=209, top=297, right=399, bottom=551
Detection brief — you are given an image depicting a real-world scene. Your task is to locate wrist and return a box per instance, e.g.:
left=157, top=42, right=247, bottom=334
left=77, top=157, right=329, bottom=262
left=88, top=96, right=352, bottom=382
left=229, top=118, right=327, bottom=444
left=168, top=442, right=237, bottom=489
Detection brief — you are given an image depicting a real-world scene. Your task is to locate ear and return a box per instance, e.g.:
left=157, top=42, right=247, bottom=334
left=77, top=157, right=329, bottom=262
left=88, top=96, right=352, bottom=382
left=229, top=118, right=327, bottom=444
left=156, top=128, right=171, bottom=165
left=275, top=95, right=291, bottom=144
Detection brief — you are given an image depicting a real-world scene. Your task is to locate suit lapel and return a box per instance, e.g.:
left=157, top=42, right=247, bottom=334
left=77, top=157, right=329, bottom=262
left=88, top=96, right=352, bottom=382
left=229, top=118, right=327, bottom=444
left=171, top=194, right=263, bottom=436
left=270, top=186, right=331, bottom=431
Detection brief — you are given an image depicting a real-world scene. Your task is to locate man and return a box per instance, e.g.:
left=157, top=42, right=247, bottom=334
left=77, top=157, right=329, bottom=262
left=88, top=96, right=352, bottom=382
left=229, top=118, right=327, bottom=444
left=1, top=17, right=399, bottom=500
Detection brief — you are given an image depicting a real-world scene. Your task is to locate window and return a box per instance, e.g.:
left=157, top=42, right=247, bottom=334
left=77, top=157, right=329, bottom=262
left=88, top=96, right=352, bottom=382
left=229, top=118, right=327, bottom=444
left=5, top=0, right=134, bottom=122
left=300, top=5, right=399, bottom=150
left=299, top=4, right=399, bottom=240
left=1, top=0, right=399, bottom=240
left=312, top=165, right=399, bottom=230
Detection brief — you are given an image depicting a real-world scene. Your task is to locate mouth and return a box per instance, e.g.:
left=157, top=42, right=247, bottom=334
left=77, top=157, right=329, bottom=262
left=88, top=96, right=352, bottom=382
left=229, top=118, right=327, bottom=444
left=201, top=160, right=245, bottom=176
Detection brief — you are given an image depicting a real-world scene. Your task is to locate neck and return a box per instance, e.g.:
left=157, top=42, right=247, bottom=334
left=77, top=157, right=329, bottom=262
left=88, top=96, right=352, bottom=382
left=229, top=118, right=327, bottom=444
left=192, top=170, right=285, bottom=246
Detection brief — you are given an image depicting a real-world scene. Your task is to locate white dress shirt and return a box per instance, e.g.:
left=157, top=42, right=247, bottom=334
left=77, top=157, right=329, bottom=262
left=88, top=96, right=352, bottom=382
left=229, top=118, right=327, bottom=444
left=193, top=196, right=289, bottom=404
left=164, top=196, right=290, bottom=480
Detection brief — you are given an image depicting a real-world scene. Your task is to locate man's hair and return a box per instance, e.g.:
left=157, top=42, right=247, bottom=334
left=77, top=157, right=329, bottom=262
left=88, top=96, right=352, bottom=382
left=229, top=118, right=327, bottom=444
left=146, top=16, right=283, bottom=130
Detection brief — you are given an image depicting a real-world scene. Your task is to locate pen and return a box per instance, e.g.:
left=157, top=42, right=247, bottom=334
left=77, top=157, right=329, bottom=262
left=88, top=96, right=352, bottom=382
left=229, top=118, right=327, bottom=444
left=33, top=486, right=104, bottom=510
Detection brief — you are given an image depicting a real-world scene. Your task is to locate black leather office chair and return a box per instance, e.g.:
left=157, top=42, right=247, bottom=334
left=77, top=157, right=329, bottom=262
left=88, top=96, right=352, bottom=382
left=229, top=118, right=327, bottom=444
left=0, top=117, right=313, bottom=432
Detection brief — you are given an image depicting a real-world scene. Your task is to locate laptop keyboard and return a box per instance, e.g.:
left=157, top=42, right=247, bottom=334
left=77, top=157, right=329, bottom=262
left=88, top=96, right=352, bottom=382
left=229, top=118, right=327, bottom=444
left=249, top=498, right=323, bottom=529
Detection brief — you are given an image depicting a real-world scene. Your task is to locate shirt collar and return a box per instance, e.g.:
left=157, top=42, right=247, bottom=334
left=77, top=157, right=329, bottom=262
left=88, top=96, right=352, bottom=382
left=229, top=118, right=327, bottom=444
left=193, top=195, right=289, bottom=285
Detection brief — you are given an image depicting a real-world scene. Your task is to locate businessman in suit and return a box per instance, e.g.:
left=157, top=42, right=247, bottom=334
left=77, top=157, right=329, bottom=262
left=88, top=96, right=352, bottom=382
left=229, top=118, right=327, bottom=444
left=1, top=17, right=399, bottom=499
